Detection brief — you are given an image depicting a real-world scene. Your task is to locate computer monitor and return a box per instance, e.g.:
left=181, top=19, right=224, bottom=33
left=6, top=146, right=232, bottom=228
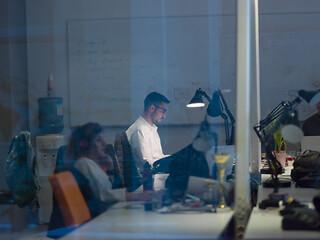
left=300, top=136, right=320, bottom=152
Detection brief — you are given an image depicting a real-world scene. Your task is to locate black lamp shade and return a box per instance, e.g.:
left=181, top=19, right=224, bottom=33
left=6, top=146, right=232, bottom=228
left=207, top=91, right=223, bottom=117
left=187, top=90, right=205, bottom=108
left=298, top=89, right=320, bottom=106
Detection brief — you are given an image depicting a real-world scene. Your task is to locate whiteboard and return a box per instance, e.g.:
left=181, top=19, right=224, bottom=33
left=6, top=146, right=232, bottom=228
left=68, top=18, right=320, bottom=127
left=67, top=17, right=236, bottom=126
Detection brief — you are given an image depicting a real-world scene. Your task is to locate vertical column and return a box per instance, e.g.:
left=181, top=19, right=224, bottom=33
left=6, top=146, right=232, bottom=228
left=249, top=0, right=261, bottom=179
left=234, top=0, right=256, bottom=239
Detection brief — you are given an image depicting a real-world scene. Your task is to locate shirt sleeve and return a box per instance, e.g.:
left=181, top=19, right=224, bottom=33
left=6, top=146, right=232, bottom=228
left=131, top=129, right=153, bottom=165
left=75, top=159, right=126, bottom=202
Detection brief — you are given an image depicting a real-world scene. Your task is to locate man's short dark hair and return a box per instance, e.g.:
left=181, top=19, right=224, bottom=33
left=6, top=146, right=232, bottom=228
left=144, top=92, right=170, bottom=111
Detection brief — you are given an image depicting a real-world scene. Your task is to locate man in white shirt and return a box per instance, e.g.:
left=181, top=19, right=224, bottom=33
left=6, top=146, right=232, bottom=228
left=126, top=92, right=170, bottom=172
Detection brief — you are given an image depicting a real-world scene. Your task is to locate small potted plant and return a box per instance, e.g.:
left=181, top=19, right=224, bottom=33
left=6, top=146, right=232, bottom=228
left=273, top=129, right=287, bottom=169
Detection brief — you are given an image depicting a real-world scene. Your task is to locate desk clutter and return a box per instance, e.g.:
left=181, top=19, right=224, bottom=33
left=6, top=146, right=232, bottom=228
left=280, top=195, right=320, bottom=231
left=157, top=196, right=217, bottom=214
left=261, top=149, right=320, bottom=189
left=140, top=176, right=232, bottom=213
left=257, top=189, right=320, bottom=233
left=258, top=149, right=320, bottom=233
left=258, top=194, right=320, bottom=231
left=291, top=150, right=320, bottom=188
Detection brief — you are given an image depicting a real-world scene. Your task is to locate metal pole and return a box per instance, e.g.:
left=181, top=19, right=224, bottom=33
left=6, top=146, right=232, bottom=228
left=248, top=0, right=261, bottom=220
left=249, top=0, right=261, bottom=177
left=234, top=0, right=252, bottom=239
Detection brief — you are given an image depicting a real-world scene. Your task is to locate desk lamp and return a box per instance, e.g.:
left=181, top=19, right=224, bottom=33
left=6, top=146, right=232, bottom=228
left=187, top=88, right=235, bottom=145
left=298, top=89, right=320, bottom=106
left=253, top=97, right=302, bottom=192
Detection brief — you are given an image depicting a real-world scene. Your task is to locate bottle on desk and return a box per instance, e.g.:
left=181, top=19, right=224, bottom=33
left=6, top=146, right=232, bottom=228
left=142, top=162, right=154, bottom=211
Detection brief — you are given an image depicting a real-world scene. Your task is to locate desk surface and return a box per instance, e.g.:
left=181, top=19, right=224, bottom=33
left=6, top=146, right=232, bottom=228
left=244, top=166, right=320, bottom=240
left=61, top=202, right=233, bottom=240
left=259, top=166, right=319, bottom=203
left=244, top=206, right=320, bottom=240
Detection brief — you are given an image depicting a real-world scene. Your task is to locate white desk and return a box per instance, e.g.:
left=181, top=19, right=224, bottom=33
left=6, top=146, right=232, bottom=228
left=259, top=174, right=319, bottom=204
left=244, top=166, right=320, bottom=239
left=244, top=206, right=320, bottom=240
left=61, top=202, right=233, bottom=240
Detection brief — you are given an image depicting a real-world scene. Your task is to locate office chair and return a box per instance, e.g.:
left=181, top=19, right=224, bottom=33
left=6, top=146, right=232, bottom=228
left=56, top=145, right=68, bottom=167
left=114, top=132, right=142, bottom=192
left=49, top=171, right=91, bottom=227
left=105, top=144, right=124, bottom=189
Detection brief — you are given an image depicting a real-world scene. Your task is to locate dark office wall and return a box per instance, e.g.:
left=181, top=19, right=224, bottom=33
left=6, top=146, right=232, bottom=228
left=0, top=0, right=29, bottom=141
left=24, top=0, right=320, bottom=155
left=23, top=0, right=320, bottom=156
left=0, top=0, right=11, bottom=143
left=25, top=0, right=230, bottom=154
left=0, top=0, right=29, bottom=189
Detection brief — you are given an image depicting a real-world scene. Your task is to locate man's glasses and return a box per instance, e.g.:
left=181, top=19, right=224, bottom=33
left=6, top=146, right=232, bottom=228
left=154, top=105, right=167, bottom=114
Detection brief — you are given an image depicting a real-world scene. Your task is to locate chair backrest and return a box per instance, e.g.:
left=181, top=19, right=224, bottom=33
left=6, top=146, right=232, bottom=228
left=56, top=145, right=78, bottom=168
left=114, top=132, right=129, bottom=178
left=49, top=171, right=91, bottom=227
left=114, top=132, right=142, bottom=192
left=105, top=144, right=124, bottom=189
left=56, top=145, right=67, bottom=168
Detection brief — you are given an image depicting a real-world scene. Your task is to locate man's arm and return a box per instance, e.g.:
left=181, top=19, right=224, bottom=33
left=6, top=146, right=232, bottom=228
left=130, top=129, right=153, bottom=165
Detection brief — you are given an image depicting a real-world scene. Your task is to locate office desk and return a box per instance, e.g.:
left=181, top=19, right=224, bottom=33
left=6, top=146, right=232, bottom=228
left=61, top=202, right=233, bottom=240
left=244, top=206, right=320, bottom=240
left=258, top=171, right=319, bottom=203
left=244, top=166, right=320, bottom=239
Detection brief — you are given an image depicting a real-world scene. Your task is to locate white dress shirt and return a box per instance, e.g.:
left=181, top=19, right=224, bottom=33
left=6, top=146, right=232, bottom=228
left=126, top=116, right=166, bottom=170
left=74, top=157, right=126, bottom=202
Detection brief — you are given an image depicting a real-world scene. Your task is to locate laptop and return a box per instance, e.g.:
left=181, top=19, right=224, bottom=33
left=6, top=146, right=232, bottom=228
left=186, top=176, right=219, bottom=203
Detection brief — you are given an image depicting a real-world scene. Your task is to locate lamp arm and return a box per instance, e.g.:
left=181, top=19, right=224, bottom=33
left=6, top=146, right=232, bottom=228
left=253, top=98, right=301, bottom=192
left=213, top=129, right=218, bottom=154
left=257, top=97, right=301, bottom=131
left=218, top=90, right=235, bottom=145
left=197, top=88, right=212, bottom=103
left=229, top=122, right=235, bottom=145
left=204, top=114, right=219, bottom=153
left=265, top=142, right=282, bottom=192
left=254, top=124, right=283, bottom=192
left=253, top=97, right=302, bottom=189
left=259, top=101, right=287, bottom=128
left=219, top=90, right=235, bottom=124
left=222, top=115, right=230, bottom=145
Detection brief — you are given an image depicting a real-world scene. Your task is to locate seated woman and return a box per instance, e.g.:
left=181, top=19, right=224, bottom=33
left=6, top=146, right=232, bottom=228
left=48, top=122, right=152, bottom=238
left=66, top=122, right=150, bottom=203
